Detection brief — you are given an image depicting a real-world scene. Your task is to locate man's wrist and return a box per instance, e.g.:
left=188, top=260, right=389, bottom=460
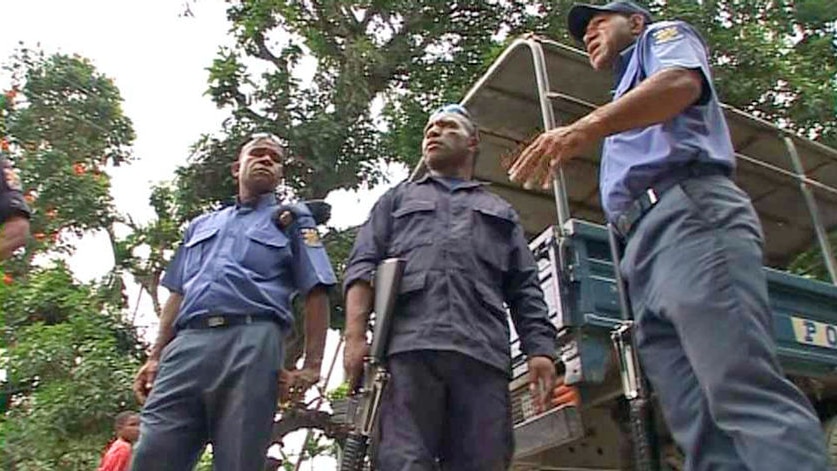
left=343, top=315, right=368, bottom=342
left=303, top=359, right=323, bottom=371
left=343, top=328, right=366, bottom=343
left=573, top=111, right=609, bottom=141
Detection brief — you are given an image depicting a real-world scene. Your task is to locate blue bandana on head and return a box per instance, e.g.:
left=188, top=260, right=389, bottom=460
left=427, top=103, right=477, bottom=137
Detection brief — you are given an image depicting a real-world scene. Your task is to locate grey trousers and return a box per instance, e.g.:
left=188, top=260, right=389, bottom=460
left=130, top=322, right=284, bottom=471
left=621, top=174, right=829, bottom=471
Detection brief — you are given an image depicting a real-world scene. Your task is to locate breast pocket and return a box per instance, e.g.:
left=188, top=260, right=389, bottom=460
left=472, top=204, right=515, bottom=273
left=240, top=228, right=292, bottom=279
left=183, top=227, right=219, bottom=281
left=390, top=200, right=436, bottom=255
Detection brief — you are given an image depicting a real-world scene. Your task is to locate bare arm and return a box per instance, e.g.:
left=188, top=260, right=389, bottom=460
left=134, top=292, right=182, bottom=403
left=302, top=285, right=330, bottom=370
left=573, top=67, right=703, bottom=140
left=344, top=281, right=373, bottom=343
left=0, top=216, right=29, bottom=260
left=510, top=67, right=704, bottom=185
left=149, top=292, right=183, bottom=360
left=342, top=280, right=372, bottom=388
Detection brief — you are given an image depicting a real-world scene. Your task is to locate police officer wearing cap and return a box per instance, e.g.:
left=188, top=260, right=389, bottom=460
left=129, top=134, right=337, bottom=471
left=0, top=154, right=30, bottom=259
left=344, top=104, right=559, bottom=470
left=509, top=2, right=830, bottom=469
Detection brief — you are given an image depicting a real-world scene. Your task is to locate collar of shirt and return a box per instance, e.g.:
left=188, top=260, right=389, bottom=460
left=234, top=192, right=278, bottom=213
left=612, top=42, right=637, bottom=91
left=415, top=173, right=490, bottom=190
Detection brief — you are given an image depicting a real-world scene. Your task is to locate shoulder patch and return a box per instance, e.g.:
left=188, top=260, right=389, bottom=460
left=300, top=227, right=322, bottom=247
left=652, top=25, right=684, bottom=45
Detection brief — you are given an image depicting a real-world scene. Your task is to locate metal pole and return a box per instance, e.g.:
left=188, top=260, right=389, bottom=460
left=293, top=336, right=345, bottom=471
left=783, top=136, right=837, bottom=285
left=527, top=39, right=571, bottom=235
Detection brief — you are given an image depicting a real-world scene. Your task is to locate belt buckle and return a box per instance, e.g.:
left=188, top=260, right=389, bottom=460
left=207, top=316, right=226, bottom=328
left=645, top=188, right=659, bottom=205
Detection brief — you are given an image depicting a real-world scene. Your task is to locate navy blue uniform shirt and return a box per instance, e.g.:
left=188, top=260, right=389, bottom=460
left=601, top=20, right=735, bottom=220
left=0, top=156, right=31, bottom=223
left=344, top=175, right=557, bottom=375
left=162, top=194, right=337, bottom=330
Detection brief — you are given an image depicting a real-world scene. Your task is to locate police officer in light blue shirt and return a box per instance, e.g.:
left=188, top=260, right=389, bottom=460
left=130, top=134, right=336, bottom=471
left=510, top=1, right=830, bottom=469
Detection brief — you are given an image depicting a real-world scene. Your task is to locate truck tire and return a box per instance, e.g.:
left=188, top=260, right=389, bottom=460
left=826, top=415, right=837, bottom=468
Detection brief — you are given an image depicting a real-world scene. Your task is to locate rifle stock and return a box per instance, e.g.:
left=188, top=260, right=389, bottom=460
left=340, top=258, right=405, bottom=471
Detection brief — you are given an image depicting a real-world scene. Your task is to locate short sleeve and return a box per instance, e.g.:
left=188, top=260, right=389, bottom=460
left=287, top=203, right=337, bottom=296
left=639, top=21, right=714, bottom=105
left=160, top=224, right=193, bottom=294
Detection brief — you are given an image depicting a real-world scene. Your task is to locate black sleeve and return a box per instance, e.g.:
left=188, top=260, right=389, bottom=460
left=504, top=212, right=558, bottom=360
left=342, top=187, right=398, bottom=295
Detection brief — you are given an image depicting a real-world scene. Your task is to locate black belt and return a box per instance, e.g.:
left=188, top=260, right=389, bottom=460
left=181, top=313, right=279, bottom=330
left=613, top=163, right=731, bottom=239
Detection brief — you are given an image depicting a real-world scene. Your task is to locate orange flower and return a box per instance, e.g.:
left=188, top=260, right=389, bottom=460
left=0, top=138, right=9, bottom=152
left=2, top=273, right=12, bottom=285
left=73, top=163, right=85, bottom=175
left=52, top=232, right=60, bottom=243
left=5, top=88, right=17, bottom=101
left=33, top=232, right=46, bottom=242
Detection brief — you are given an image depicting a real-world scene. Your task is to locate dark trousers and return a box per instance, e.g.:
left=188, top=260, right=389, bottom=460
left=376, top=350, right=514, bottom=471
left=621, top=174, right=829, bottom=470
left=130, top=323, right=284, bottom=471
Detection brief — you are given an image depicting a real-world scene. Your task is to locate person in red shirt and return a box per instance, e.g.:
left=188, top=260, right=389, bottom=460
left=98, top=411, right=139, bottom=471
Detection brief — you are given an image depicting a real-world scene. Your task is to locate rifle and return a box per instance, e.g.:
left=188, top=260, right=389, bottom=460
left=340, top=258, right=406, bottom=471
left=607, top=224, right=660, bottom=471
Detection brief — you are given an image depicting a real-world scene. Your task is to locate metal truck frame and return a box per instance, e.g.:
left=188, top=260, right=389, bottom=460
left=410, top=36, right=837, bottom=470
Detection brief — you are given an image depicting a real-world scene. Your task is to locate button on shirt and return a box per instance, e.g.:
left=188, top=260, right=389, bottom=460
left=600, top=21, right=736, bottom=220
left=343, top=175, right=557, bottom=375
left=162, top=194, right=337, bottom=330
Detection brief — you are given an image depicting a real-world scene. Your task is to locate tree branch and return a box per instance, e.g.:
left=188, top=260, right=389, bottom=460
left=271, top=408, right=348, bottom=443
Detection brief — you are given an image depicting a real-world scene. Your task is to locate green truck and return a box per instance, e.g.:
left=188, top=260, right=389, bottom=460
left=412, top=36, right=837, bottom=470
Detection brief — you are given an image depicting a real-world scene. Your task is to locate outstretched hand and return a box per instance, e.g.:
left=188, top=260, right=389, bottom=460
left=507, top=125, right=597, bottom=190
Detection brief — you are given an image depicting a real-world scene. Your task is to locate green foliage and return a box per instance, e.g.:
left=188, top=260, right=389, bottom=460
left=0, top=264, right=142, bottom=469
left=0, top=49, right=143, bottom=470
left=145, top=0, right=837, bottom=465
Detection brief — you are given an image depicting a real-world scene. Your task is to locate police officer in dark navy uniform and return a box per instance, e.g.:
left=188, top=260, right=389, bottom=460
left=510, top=2, right=830, bottom=469
left=344, top=105, right=559, bottom=471
left=0, top=154, right=31, bottom=259
left=130, top=134, right=337, bottom=471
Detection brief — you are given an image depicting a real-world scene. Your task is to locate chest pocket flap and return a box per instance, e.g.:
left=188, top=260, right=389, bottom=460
left=185, top=226, right=219, bottom=247
left=472, top=202, right=515, bottom=272
left=473, top=203, right=514, bottom=222
left=393, top=200, right=435, bottom=218
left=390, top=200, right=436, bottom=254
left=246, top=227, right=289, bottom=248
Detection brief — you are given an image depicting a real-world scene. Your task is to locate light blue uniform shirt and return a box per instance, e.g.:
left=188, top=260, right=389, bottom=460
left=600, top=20, right=735, bottom=220
left=162, top=194, right=337, bottom=330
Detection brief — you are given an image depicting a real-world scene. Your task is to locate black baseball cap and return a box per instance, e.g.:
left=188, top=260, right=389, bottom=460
left=567, top=1, right=653, bottom=42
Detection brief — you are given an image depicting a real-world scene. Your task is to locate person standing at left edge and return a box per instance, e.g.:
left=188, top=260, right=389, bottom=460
left=0, top=153, right=30, bottom=260
left=130, top=134, right=336, bottom=471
